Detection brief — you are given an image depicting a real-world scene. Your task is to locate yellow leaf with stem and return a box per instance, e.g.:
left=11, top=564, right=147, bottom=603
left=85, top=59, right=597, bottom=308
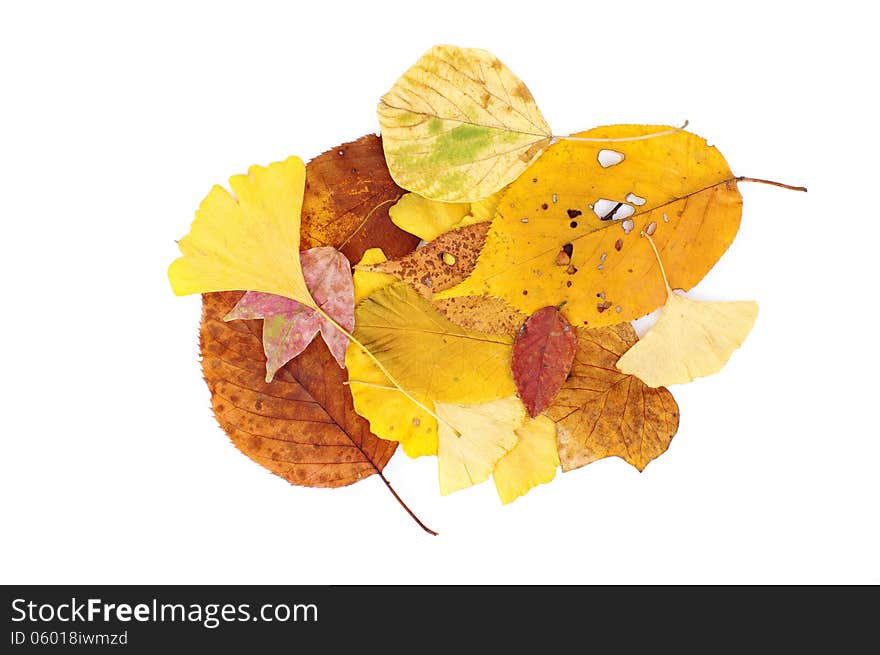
left=346, top=282, right=514, bottom=458
left=616, top=233, right=758, bottom=387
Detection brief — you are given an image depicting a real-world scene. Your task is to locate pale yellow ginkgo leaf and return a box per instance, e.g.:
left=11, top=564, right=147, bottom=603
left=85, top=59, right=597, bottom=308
left=168, top=156, right=314, bottom=306
left=616, top=234, right=758, bottom=387
left=493, top=414, right=558, bottom=504
left=389, top=193, right=470, bottom=241
left=378, top=45, right=553, bottom=202
left=435, top=396, right=523, bottom=496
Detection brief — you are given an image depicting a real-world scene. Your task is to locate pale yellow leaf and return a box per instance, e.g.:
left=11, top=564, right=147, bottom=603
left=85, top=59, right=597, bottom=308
left=616, top=293, right=758, bottom=387
left=436, top=396, right=523, bottom=495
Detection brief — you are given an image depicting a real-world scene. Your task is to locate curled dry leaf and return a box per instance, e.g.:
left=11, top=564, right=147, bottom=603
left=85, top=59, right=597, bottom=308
left=545, top=324, right=680, bottom=472
left=201, top=291, right=397, bottom=487
left=225, top=246, right=354, bottom=382
left=378, top=44, right=553, bottom=202
left=436, top=125, right=742, bottom=327
left=359, top=222, right=489, bottom=298
left=511, top=306, right=578, bottom=417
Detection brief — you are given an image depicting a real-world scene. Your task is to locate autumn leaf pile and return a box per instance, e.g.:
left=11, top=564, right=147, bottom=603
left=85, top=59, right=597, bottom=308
left=168, top=45, right=803, bottom=533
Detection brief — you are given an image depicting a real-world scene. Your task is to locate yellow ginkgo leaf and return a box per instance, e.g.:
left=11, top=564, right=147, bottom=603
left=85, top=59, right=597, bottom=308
left=435, top=396, right=524, bottom=496
left=616, top=234, right=758, bottom=387
left=346, top=282, right=515, bottom=457
left=168, top=156, right=315, bottom=307
left=352, top=248, right=397, bottom=303
left=378, top=45, right=553, bottom=203
left=435, top=125, right=742, bottom=327
left=493, top=414, right=558, bottom=504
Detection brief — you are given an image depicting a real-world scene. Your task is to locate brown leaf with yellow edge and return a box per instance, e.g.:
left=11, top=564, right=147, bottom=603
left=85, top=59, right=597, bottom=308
left=378, top=44, right=553, bottom=202
left=346, top=282, right=515, bottom=458
left=301, top=134, right=420, bottom=263
left=616, top=234, right=758, bottom=387
left=359, top=223, right=489, bottom=298
left=545, top=323, right=679, bottom=472
left=435, top=125, right=742, bottom=327
left=200, top=290, right=397, bottom=487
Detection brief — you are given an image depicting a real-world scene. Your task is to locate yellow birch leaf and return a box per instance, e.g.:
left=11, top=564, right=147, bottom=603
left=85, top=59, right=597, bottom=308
left=168, top=156, right=315, bottom=307
left=346, top=282, right=514, bottom=457
left=435, top=396, right=523, bottom=495
left=616, top=233, right=757, bottom=387
left=389, top=192, right=470, bottom=241
left=436, top=125, right=742, bottom=327
left=378, top=44, right=553, bottom=202
left=493, top=414, right=558, bottom=504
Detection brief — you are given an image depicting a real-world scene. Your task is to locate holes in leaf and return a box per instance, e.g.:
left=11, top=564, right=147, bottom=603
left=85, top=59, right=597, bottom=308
left=645, top=221, right=657, bottom=236
left=597, top=149, right=625, bottom=168
left=625, top=192, right=647, bottom=206
left=555, top=243, right=574, bottom=266
left=594, top=199, right=635, bottom=221
left=621, top=219, right=635, bottom=234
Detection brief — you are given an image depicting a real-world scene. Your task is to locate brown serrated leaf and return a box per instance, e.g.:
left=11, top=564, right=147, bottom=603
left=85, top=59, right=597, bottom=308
left=201, top=291, right=397, bottom=487
left=360, top=222, right=489, bottom=298
left=512, top=307, right=577, bottom=417
left=433, top=295, right=526, bottom=337
left=545, top=323, right=679, bottom=472
left=301, top=134, right=420, bottom=263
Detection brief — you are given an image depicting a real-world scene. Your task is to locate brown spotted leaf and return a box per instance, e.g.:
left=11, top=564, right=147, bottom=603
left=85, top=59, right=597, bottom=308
left=301, top=134, right=420, bottom=263
left=359, top=222, right=489, bottom=297
left=512, top=306, right=577, bottom=417
left=545, top=323, right=679, bottom=472
left=201, top=291, right=397, bottom=487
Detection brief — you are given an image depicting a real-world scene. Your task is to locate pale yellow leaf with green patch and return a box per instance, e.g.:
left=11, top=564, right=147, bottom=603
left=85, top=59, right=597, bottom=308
left=436, top=396, right=523, bottom=495
left=616, top=293, right=758, bottom=387
left=346, top=282, right=514, bottom=457
left=493, top=414, right=558, bottom=504
left=378, top=44, right=552, bottom=202
left=168, top=156, right=315, bottom=307
left=616, top=234, right=758, bottom=387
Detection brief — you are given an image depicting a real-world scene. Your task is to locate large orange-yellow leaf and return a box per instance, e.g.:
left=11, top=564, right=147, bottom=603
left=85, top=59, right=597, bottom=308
left=545, top=324, right=680, bottom=472
left=378, top=44, right=552, bottom=202
left=345, top=282, right=514, bottom=458
left=436, top=125, right=742, bottom=327
left=169, top=157, right=315, bottom=306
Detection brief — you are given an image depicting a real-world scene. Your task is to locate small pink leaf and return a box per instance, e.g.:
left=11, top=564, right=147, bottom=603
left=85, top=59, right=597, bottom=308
left=511, top=306, right=577, bottom=417
left=225, top=246, right=354, bottom=382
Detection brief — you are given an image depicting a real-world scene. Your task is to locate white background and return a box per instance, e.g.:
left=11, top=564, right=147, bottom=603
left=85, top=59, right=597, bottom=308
left=2, top=1, right=877, bottom=584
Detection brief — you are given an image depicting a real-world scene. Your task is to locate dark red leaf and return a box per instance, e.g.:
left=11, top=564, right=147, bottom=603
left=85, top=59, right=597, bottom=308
left=511, top=306, right=578, bottom=417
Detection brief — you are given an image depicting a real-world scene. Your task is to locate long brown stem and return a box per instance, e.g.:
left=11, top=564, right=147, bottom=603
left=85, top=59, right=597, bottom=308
left=378, top=471, right=438, bottom=536
left=736, top=176, right=807, bottom=192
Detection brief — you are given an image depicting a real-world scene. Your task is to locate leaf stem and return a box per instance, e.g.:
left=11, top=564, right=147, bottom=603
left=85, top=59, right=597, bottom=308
left=735, top=176, right=807, bottom=192
left=378, top=471, right=438, bottom=536
left=314, top=307, right=462, bottom=437
left=641, top=232, right=672, bottom=295
left=554, top=120, right=689, bottom=143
